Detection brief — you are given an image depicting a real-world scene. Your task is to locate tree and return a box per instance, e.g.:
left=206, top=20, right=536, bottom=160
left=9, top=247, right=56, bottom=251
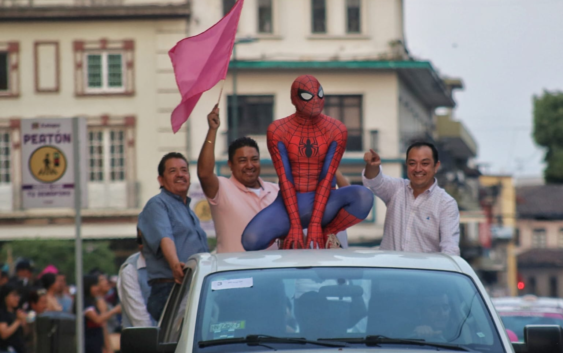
left=533, top=90, right=563, bottom=183
left=0, top=239, right=117, bottom=284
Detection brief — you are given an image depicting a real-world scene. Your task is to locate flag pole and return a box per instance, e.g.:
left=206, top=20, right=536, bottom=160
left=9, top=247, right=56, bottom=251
left=216, top=80, right=225, bottom=105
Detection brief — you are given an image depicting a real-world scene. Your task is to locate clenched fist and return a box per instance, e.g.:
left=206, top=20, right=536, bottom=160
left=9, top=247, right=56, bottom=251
left=207, top=104, right=220, bottom=131
left=364, top=149, right=381, bottom=179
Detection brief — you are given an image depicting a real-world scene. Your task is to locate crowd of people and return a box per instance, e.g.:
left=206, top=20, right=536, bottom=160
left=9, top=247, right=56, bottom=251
left=0, top=259, right=123, bottom=353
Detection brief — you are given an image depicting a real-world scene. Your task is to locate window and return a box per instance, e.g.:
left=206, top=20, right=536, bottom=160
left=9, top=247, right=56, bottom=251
left=532, top=228, right=547, bottom=248
left=0, top=53, right=7, bottom=92
left=257, top=0, right=273, bottom=33
left=222, top=0, right=236, bottom=16
left=0, top=42, right=19, bottom=97
left=73, top=39, right=134, bottom=96
left=550, top=277, right=558, bottom=298
left=528, top=277, right=536, bottom=295
left=85, top=53, right=124, bottom=93
left=227, top=95, right=274, bottom=144
left=87, top=124, right=131, bottom=209
left=346, top=0, right=361, bottom=33
left=311, top=0, right=326, bottom=33
left=88, top=128, right=125, bottom=182
left=324, top=95, right=363, bottom=151
left=0, top=130, right=9, bottom=184
left=35, top=42, right=60, bottom=93
left=195, top=267, right=504, bottom=351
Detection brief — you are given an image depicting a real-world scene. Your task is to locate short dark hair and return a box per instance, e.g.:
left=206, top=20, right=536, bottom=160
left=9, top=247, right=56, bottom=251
left=228, top=137, right=260, bottom=162
left=15, top=259, right=32, bottom=272
left=157, top=152, right=189, bottom=177
left=0, top=283, right=19, bottom=309
left=41, top=273, right=57, bottom=290
left=406, top=142, right=439, bottom=165
left=136, top=227, right=143, bottom=245
left=29, top=289, right=46, bottom=305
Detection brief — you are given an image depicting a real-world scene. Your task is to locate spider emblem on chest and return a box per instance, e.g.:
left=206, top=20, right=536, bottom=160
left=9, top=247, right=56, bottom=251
left=299, top=137, right=319, bottom=158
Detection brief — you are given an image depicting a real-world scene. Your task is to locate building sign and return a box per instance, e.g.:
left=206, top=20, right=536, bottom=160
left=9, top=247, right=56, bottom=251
left=491, top=225, right=514, bottom=240
left=188, top=181, right=216, bottom=236
left=21, top=118, right=88, bottom=209
left=28, top=145, right=68, bottom=183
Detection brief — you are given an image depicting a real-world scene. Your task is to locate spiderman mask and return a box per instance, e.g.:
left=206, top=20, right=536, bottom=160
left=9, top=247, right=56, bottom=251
left=290, top=75, right=325, bottom=119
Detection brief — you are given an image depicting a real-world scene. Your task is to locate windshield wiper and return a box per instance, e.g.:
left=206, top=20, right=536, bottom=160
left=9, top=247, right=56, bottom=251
left=320, top=335, right=472, bottom=351
left=199, top=334, right=347, bottom=348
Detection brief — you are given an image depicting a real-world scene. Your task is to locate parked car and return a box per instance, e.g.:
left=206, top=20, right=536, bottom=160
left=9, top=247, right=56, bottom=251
left=122, top=250, right=562, bottom=353
left=492, top=295, right=563, bottom=342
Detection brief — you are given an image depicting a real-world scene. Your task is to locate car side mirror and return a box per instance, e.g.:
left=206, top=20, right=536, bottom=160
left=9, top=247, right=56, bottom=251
left=121, top=327, right=159, bottom=353
left=512, top=325, right=563, bottom=353
left=121, top=327, right=176, bottom=353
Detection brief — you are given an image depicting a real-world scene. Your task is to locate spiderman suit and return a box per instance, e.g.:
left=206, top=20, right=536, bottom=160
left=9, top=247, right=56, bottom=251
left=242, top=75, right=374, bottom=250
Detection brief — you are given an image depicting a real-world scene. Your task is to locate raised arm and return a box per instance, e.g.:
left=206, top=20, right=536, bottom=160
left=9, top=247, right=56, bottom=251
left=267, top=122, right=304, bottom=249
left=197, top=105, right=220, bottom=199
left=364, top=149, right=381, bottom=179
left=307, top=122, right=347, bottom=248
left=362, top=149, right=404, bottom=204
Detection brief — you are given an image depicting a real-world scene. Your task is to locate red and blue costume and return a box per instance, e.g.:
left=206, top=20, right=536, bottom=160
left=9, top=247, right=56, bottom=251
left=242, top=75, right=373, bottom=250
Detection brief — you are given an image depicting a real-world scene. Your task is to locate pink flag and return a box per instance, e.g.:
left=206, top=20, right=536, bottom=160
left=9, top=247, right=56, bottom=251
left=169, top=0, right=244, bottom=133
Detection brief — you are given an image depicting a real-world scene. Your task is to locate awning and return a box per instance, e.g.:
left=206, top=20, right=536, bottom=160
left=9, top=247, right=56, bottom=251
left=229, top=60, right=455, bottom=108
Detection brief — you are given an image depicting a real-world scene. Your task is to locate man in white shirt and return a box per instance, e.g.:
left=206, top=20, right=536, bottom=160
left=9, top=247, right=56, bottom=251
left=362, top=142, right=460, bottom=255
left=117, top=230, right=155, bottom=327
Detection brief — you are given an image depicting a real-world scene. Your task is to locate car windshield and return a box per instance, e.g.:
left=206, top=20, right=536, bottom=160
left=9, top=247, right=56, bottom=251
left=194, top=267, right=505, bottom=352
left=498, top=312, right=563, bottom=341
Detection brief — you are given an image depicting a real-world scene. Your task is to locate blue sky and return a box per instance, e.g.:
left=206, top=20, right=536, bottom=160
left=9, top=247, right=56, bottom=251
left=404, top=0, right=563, bottom=178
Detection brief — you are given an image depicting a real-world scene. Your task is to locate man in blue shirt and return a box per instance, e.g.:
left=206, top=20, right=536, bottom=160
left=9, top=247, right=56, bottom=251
left=138, top=152, right=209, bottom=321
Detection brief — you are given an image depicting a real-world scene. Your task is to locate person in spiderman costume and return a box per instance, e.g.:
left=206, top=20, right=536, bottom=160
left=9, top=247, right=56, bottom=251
left=242, top=75, right=374, bottom=250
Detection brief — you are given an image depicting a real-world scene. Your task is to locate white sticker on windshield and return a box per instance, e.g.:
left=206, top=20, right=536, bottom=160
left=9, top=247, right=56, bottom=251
left=211, top=278, right=253, bottom=291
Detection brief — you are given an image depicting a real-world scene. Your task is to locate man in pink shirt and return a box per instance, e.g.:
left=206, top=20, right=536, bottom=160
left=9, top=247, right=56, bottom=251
left=197, top=105, right=279, bottom=253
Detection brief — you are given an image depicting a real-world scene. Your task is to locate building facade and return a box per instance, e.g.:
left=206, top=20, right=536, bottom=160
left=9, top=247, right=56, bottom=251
left=478, top=175, right=518, bottom=297
left=1, top=0, right=461, bottom=248
left=516, top=184, right=563, bottom=297
left=0, top=0, right=190, bottom=240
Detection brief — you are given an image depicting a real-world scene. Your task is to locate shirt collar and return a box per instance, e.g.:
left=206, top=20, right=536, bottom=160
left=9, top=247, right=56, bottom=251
left=407, top=178, right=438, bottom=194
left=161, top=188, right=191, bottom=205
left=229, top=175, right=264, bottom=192
left=137, top=253, right=146, bottom=270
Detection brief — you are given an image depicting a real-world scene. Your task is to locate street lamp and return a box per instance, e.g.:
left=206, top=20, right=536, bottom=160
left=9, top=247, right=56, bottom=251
left=230, top=37, right=257, bottom=144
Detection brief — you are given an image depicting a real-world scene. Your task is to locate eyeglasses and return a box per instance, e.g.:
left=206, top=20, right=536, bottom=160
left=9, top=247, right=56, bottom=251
left=34, top=289, right=47, bottom=296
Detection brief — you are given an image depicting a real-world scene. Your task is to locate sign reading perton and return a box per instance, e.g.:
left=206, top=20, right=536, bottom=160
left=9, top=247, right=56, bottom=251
left=21, top=118, right=88, bottom=209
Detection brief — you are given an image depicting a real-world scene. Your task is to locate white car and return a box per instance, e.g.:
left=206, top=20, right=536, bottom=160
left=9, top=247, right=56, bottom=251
left=122, top=250, right=562, bottom=353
